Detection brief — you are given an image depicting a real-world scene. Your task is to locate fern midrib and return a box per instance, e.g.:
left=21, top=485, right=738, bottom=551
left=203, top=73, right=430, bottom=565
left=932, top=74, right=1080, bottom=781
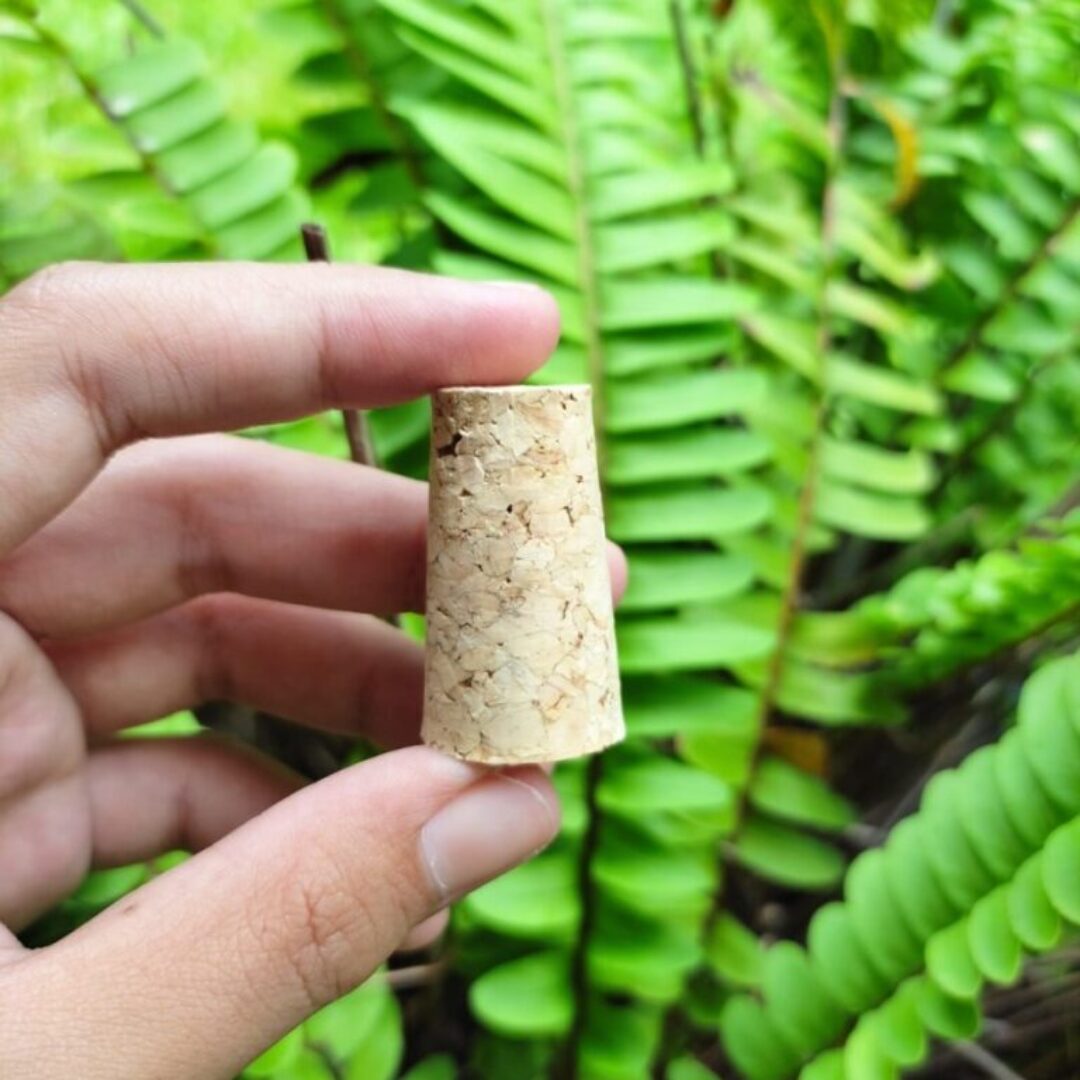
left=32, top=20, right=214, bottom=256
left=539, top=0, right=606, bottom=439
left=937, top=196, right=1080, bottom=384
left=316, top=0, right=427, bottom=193
left=753, top=69, right=848, bottom=735
left=537, top=3, right=608, bottom=1074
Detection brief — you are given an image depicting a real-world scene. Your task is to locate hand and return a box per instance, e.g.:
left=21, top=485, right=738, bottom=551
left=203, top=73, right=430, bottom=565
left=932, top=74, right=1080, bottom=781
left=0, top=262, right=623, bottom=1078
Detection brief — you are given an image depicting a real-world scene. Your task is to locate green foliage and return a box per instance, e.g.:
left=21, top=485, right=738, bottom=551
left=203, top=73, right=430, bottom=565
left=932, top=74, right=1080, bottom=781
left=3, top=0, right=1078, bottom=1077
left=720, top=654, right=1080, bottom=1080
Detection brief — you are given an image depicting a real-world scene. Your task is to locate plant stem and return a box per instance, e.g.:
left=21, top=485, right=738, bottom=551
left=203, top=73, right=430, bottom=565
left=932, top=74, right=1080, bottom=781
left=560, top=754, right=603, bottom=1079
left=300, top=224, right=380, bottom=471
left=935, top=199, right=1078, bottom=385
left=116, top=0, right=164, bottom=37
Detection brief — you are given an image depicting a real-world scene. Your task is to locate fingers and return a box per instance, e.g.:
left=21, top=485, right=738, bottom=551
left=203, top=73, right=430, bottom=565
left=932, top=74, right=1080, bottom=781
left=0, top=613, right=89, bottom=930
left=398, top=910, right=449, bottom=953
left=85, top=735, right=302, bottom=867
left=0, top=261, right=560, bottom=554
left=47, top=595, right=425, bottom=745
left=3, top=435, right=627, bottom=639
left=2, top=436, right=428, bottom=638
left=13, top=748, right=558, bottom=1080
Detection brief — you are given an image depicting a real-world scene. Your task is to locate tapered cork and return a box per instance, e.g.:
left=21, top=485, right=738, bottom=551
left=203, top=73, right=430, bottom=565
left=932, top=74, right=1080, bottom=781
left=421, top=385, right=624, bottom=764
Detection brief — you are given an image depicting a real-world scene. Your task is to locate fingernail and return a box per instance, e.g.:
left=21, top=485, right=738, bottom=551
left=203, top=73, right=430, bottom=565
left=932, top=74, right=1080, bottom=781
left=419, top=768, right=560, bottom=902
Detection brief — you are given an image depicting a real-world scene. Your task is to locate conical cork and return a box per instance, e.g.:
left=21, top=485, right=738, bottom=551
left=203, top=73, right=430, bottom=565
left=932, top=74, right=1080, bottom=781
left=421, top=385, right=624, bottom=764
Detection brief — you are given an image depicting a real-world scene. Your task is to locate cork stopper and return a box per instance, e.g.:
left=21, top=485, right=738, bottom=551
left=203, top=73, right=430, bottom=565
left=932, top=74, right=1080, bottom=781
left=422, top=385, right=624, bottom=764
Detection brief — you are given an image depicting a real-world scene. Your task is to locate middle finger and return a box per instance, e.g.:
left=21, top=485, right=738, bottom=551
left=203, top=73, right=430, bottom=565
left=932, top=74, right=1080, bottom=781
left=0, top=434, right=428, bottom=639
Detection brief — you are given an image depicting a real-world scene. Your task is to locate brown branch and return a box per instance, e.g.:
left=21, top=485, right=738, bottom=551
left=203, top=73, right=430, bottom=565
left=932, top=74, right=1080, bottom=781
left=301, top=224, right=380, bottom=470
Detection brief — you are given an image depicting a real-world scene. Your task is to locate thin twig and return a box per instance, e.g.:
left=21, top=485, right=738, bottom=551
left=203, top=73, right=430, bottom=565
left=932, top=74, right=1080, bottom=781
left=952, top=1041, right=1028, bottom=1080
left=301, top=224, right=380, bottom=470
left=116, top=0, right=165, bottom=37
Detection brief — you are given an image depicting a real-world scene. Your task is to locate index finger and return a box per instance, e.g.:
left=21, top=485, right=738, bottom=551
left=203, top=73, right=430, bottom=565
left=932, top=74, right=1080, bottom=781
left=0, top=261, right=559, bottom=554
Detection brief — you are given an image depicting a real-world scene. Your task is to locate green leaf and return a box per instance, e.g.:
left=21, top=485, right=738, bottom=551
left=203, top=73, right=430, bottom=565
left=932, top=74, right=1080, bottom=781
left=469, top=951, right=572, bottom=1038
left=464, top=853, right=579, bottom=938
left=873, top=979, right=927, bottom=1067
left=246, top=1026, right=306, bottom=1076
left=306, top=979, right=395, bottom=1062
left=71, top=864, right=149, bottom=905
left=425, top=190, right=576, bottom=285
left=395, top=26, right=555, bottom=130
left=95, top=40, right=205, bottom=117
left=579, top=998, right=663, bottom=1080
left=915, top=977, right=980, bottom=1040
left=954, top=746, right=1029, bottom=880
left=600, top=278, right=759, bottom=330
left=666, top=1057, right=718, bottom=1080
left=380, top=0, right=540, bottom=79
left=720, top=996, right=800, bottom=1080
left=590, top=162, right=733, bottom=221
left=920, top=774, right=997, bottom=910
left=926, top=920, right=982, bottom=1000
left=406, top=111, right=574, bottom=238
left=808, top=904, right=890, bottom=1014
left=401, top=100, right=563, bottom=181
left=845, top=849, right=923, bottom=983
left=593, top=822, right=715, bottom=916
left=623, top=676, right=757, bottom=738
left=125, top=81, right=225, bottom=154
left=618, top=611, right=776, bottom=672
left=761, top=942, right=846, bottom=1055
left=943, top=354, right=1021, bottom=402
left=820, top=438, right=935, bottom=495
left=707, top=912, right=763, bottom=988
left=605, top=369, right=767, bottom=433
left=967, top=890, right=1023, bottom=985
left=827, top=281, right=913, bottom=336
left=604, top=328, right=732, bottom=377
left=737, top=656, right=905, bottom=726
left=400, top=1055, right=457, bottom=1080
left=814, top=478, right=930, bottom=541
left=595, top=212, right=732, bottom=273
left=598, top=755, right=734, bottom=816
left=828, top=353, right=943, bottom=414
left=588, top=903, right=701, bottom=1003
left=341, top=993, right=403, bottom=1080
left=749, top=756, right=856, bottom=832
left=620, top=550, right=755, bottom=612
left=186, top=142, right=298, bottom=229
left=994, top=729, right=1062, bottom=847
left=1007, top=855, right=1062, bottom=951
left=607, top=484, right=773, bottom=543
left=964, top=192, right=1040, bottom=260
left=214, top=190, right=309, bottom=260
left=732, top=815, right=846, bottom=890
left=607, top=426, right=771, bottom=486
left=883, top=818, right=956, bottom=941
left=1042, top=817, right=1080, bottom=923
left=156, top=120, right=259, bottom=194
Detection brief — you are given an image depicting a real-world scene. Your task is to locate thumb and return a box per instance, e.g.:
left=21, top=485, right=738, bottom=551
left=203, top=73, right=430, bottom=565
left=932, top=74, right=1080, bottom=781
left=13, top=747, right=559, bottom=1080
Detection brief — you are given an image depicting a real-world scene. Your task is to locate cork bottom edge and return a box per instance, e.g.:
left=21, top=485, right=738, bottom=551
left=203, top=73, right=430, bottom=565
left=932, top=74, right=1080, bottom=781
left=422, top=730, right=626, bottom=767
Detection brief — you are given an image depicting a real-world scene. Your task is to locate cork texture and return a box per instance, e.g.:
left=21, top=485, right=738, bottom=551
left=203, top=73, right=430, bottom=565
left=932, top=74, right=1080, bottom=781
left=422, top=385, right=624, bottom=764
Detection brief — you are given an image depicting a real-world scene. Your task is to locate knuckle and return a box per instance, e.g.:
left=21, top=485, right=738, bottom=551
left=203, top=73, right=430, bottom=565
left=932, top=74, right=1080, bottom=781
left=258, top=845, right=388, bottom=1012
left=2, top=261, right=90, bottom=319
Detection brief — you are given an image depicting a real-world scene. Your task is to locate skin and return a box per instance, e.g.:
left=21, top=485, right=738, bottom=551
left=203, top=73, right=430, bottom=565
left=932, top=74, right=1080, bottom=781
left=0, top=262, right=627, bottom=1079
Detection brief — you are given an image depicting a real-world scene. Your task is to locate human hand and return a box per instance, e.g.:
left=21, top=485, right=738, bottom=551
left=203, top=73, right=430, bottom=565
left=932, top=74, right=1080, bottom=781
left=0, top=262, right=624, bottom=1078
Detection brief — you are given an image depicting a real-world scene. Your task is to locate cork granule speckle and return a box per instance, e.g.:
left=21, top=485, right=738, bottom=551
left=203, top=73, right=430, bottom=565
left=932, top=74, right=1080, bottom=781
left=421, top=385, right=624, bottom=765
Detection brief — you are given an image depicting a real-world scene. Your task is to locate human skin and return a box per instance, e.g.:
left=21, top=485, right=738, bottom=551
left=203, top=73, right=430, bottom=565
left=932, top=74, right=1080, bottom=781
left=0, top=261, right=626, bottom=1079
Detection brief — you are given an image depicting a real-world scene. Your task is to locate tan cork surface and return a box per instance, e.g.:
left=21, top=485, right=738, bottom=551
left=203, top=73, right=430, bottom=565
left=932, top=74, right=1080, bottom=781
left=421, top=385, right=624, bottom=764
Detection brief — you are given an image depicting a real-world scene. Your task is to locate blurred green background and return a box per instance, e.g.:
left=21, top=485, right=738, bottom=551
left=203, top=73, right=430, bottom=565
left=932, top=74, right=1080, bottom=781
left=2, top=1, right=1078, bottom=1078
